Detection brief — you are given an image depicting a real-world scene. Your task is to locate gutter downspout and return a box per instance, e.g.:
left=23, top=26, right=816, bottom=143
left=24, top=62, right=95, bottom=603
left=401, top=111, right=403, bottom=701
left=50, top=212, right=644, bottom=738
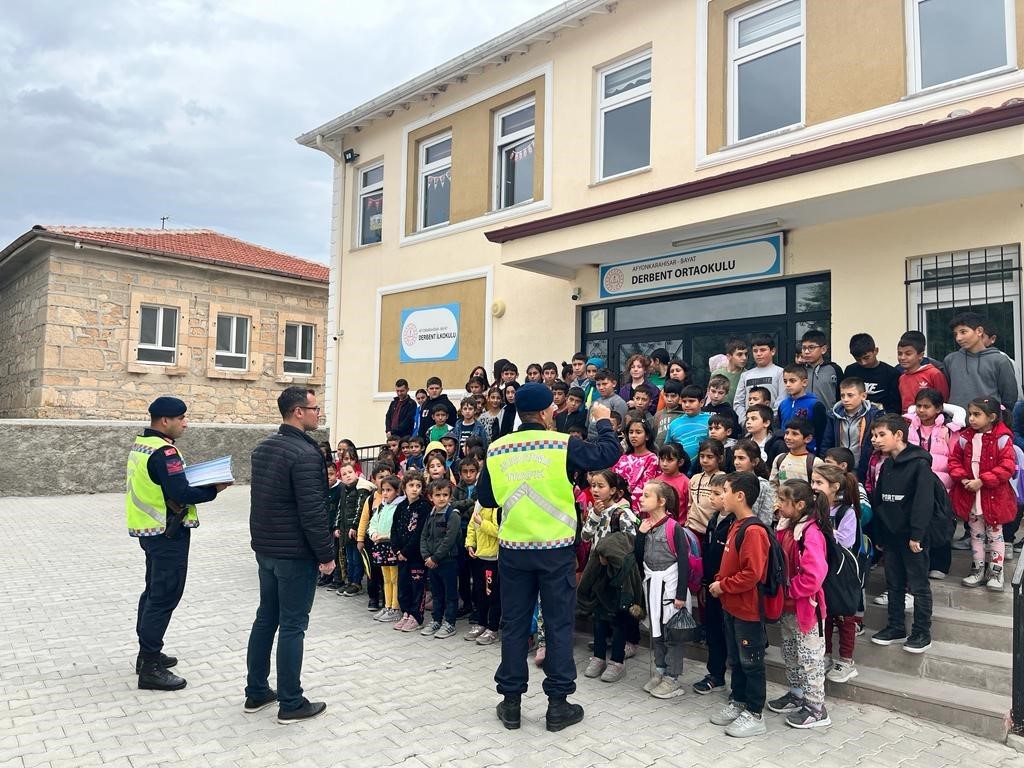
left=314, top=133, right=346, bottom=441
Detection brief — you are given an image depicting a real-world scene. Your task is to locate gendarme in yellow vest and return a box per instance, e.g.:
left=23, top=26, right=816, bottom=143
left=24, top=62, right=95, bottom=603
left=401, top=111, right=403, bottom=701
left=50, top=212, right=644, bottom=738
left=486, top=430, right=577, bottom=550
left=126, top=435, right=198, bottom=537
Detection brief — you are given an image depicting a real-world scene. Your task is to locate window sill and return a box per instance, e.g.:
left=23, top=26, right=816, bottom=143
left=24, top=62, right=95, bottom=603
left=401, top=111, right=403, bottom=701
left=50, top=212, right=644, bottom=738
left=487, top=198, right=536, bottom=215
left=902, top=65, right=1017, bottom=101
left=207, top=366, right=260, bottom=382
left=723, top=122, right=805, bottom=152
left=589, top=166, right=651, bottom=188
left=351, top=240, right=383, bottom=253
left=276, top=372, right=323, bottom=386
left=127, top=361, right=188, bottom=376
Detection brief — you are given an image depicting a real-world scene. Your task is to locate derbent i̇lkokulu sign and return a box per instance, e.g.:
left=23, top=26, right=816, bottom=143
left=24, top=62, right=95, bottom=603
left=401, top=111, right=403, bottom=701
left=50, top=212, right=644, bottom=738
left=599, top=233, right=784, bottom=299
left=400, top=303, right=460, bottom=362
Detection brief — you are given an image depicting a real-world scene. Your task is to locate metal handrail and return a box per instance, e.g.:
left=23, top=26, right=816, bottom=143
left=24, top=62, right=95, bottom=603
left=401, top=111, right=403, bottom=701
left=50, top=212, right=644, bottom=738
left=1012, top=553, right=1024, bottom=736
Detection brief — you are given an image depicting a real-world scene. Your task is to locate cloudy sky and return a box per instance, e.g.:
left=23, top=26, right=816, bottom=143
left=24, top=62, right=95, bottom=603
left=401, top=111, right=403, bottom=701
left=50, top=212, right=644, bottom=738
left=0, top=0, right=556, bottom=263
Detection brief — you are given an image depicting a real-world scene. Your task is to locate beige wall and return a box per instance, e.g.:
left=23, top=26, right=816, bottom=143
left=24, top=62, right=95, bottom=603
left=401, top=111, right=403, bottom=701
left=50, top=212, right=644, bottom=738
left=0, top=252, right=50, bottom=417
left=22, top=246, right=328, bottom=422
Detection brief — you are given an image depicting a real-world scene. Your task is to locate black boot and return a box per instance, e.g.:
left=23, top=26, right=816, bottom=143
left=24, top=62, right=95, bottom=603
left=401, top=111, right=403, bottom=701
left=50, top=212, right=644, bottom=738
left=545, top=697, right=584, bottom=732
left=138, top=658, right=187, bottom=691
left=135, top=652, right=178, bottom=675
left=496, top=695, right=521, bottom=730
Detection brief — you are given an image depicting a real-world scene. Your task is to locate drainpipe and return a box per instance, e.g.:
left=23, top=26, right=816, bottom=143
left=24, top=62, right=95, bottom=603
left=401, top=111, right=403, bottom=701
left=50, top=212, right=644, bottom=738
left=314, top=133, right=346, bottom=441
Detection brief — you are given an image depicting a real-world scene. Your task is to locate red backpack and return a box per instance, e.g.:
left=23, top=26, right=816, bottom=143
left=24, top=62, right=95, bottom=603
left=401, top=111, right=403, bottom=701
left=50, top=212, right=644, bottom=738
left=733, top=517, right=787, bottom=623
left=664, top=517, right=705, bottom=596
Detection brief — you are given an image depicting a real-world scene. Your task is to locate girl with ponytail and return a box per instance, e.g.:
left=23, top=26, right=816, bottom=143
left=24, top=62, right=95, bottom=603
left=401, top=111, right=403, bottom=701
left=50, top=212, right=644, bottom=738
left=767, top=479, right=830, bottom=729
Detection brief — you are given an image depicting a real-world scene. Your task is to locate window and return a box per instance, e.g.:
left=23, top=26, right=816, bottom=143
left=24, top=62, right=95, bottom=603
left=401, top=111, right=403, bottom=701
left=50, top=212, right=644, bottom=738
left=906, top=244, right=1022, bottom=365
left=137, top=305, right=178, bottom=364
left=418, top=134, right=451, bottom=230
left=284, top=322, right=315, bottom=375
left=907, top=0, right=1014, bottom=93
left=729, top=0, right=803, bottom=143
left=597, top=53, right=651, bottom=179
left=357, top=163, right=384, bottom=246
left=215, top=314, right=249, bottom=370
left=494, top=100, right=535, bottom=209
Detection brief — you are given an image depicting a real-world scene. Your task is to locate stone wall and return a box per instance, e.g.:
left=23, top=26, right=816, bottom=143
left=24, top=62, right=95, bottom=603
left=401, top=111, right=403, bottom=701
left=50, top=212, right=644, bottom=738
left=22, top=244, right=328, bottom=423
left=0, top=252, right=50, bottom=417
left=0, top=419, right=329, bottom=497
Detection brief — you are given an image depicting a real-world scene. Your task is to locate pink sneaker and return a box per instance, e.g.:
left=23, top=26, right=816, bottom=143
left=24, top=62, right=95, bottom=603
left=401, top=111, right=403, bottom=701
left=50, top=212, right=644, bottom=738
left=393, top=614, right=411, bottom=631
left=402, top=616, right=423, bottom=632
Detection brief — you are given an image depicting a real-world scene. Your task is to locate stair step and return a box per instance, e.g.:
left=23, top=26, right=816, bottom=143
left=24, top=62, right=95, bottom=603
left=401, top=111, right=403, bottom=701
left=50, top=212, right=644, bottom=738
left=866, top=565, right=1014, bottom=615
left=682, top=643, right=1011, bottom=742
left=861, top=602, right=1013, bottom=652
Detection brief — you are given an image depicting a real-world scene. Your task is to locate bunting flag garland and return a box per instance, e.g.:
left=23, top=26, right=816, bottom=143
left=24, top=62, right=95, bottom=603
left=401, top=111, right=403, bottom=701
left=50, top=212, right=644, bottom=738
left=507, top=138, right=535, bottom=163
left=426, top=169, right=451, bottom=189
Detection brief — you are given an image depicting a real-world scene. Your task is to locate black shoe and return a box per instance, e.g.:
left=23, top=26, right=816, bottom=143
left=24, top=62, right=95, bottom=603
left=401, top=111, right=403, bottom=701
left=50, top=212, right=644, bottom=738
left=545, top=698, right=584, bottom=732
left=316, top=575, right=333, bottom=587
left=138, top=660, right=187, bottom=691
left=496, top=696, right=521, bottom=730
left=277, top=698, right=327, bottom=724
left=135, top=652, right=177, bottom=675
left=870, top=626, right=908, bottom=646
left=367, top=600, right=381, bottom=612
left=457, top=605, right=473, bottom=619
left=243, top=689, right=278, bottom=713
left=903, top=633, right=932, bottom=654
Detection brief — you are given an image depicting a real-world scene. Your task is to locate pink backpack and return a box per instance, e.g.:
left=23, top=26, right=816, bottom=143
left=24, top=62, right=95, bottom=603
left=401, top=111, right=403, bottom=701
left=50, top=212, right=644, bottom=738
left=664, top=517, right=704, bottom=595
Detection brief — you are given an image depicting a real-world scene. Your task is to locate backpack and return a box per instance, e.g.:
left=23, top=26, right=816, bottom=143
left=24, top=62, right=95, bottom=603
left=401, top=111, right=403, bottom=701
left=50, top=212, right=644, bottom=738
left=1011, top=444, right=1024, bottom=504
left=834, top=505, right=872, bottom=584
left=800, top=521, right=862, bottom=617
left=734, top=517, right=787, bottom=623
left=665, top=517, right=704, bottom=595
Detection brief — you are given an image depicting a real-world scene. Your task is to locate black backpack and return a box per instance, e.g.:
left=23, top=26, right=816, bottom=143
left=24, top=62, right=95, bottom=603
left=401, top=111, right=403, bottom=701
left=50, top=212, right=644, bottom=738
left=734, top=517, right=787, bottom=622
left=928, top=473, right=955, bottom=546
left=801, top=522, right=863, bottom=617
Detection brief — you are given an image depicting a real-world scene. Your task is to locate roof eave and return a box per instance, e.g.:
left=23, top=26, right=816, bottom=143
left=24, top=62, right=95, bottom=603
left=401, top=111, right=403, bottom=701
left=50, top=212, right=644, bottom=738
left=295, top=0, right=615, bottom=147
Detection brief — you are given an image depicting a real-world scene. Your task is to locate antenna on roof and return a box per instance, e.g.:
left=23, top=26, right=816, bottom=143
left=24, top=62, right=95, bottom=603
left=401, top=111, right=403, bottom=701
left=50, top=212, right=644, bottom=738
left=160, top=216, right=170, bottom=230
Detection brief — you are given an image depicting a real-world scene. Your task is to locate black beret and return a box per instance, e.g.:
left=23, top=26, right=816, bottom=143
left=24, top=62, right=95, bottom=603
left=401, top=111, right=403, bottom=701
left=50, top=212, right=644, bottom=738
left=515, top=383, right=553, bottom=413
left=148, top=396, right=187, bottom=418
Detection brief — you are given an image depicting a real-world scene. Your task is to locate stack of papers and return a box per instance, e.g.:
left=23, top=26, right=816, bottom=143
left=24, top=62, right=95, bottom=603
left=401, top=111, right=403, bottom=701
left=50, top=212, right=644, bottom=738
left=184, top=456, right=234, bottom=487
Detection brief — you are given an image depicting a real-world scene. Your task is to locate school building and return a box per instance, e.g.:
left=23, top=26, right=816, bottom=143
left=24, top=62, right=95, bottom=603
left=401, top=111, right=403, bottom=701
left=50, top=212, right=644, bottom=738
left=300, top=0, right=1024, bottom=444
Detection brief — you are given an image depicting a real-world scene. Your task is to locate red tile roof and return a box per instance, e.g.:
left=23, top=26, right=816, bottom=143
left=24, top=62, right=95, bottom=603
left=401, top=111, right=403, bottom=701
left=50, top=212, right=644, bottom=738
left=36, top=226, right=329, bottom=283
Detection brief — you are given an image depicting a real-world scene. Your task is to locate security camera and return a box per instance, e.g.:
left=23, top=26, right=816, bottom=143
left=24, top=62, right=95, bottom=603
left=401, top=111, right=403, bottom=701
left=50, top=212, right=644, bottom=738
left=570, top=286, right=582, bottom=302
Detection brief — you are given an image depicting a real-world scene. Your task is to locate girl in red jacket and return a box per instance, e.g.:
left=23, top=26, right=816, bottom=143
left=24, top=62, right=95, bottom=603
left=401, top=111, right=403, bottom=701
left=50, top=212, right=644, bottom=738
left=767, top=479, right=831, bottom=730
left=948, top=396, right=1018, bottom=591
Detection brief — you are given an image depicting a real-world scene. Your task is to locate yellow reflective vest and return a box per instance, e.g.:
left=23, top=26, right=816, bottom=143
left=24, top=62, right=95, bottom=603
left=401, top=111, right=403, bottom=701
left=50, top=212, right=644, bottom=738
left=485, top=431, right=577, bottom=550
left=126, top=435, right=198, bottom=537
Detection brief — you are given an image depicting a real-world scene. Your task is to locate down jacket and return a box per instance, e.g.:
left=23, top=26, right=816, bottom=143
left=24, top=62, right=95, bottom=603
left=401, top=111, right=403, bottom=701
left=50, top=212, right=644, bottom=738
left=948, top=421, right=1018, bottom=526
left=904, top=403, right=965, bottom=491
left=250, top=424, right=335, bottom=563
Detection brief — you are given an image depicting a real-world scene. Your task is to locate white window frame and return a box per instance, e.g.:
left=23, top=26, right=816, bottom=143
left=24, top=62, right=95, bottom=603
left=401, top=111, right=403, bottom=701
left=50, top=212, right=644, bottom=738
left=214, top=313, right=249, bottom=370
left=416, top=133, right=452, bottom=231
left=356, top=162, right=384, bottom=247
left=137, top=304, right=178, bottom=365
left=493, top=98, right=536, bottom=210
left=905, top=0, right=1016, bottom=95
left=284, top=322, right=315, bottom=376
left=727, top=0, right=805, bottom=145
left=595, top=50, right=652, bottom=182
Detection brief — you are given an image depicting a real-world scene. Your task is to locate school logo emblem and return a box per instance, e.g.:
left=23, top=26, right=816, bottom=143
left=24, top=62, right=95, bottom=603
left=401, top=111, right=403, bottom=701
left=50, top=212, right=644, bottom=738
left=402, top=322, right=418, bottom=348
left=603, top=267, right=624, bottom=293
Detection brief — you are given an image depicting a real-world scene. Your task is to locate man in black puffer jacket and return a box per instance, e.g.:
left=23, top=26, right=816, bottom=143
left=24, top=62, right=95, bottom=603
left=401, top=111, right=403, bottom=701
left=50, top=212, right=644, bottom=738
left=244, top=386, right=335, bottom=725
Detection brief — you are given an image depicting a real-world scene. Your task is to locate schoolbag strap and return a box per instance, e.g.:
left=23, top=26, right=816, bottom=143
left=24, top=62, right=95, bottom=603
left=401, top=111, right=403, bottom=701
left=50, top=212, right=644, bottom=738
left=806, top=453, right=816, bottom=479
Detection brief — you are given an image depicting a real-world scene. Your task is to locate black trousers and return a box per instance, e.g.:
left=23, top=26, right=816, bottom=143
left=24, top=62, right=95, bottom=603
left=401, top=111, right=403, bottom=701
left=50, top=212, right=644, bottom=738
left=593, top=611, right=628, bottom=664
left=496, top=546, right=577, bottom=699
left=723, top=610, right=767, bottom=715
left=471, top=558, right=501, bottom=631
left=883, top=539, right=932, bottom=637
left=136, top=529, right=190, bottom=656
left=458, top=539, right=474, bottom=614
left=398, top=561, right=426, bottom=623
left=704, top=593, right=727, bottom=683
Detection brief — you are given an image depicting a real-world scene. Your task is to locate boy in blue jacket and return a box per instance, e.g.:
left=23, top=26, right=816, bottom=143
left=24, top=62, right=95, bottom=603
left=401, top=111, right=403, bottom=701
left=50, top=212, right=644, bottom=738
left=819, top=377, right=880, bottom=481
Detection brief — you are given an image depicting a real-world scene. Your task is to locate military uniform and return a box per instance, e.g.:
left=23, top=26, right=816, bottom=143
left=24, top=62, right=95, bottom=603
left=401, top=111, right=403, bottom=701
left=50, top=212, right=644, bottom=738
left=128, top=397, right=221, bottom=690
left=477, top=383, right=621, bottom=731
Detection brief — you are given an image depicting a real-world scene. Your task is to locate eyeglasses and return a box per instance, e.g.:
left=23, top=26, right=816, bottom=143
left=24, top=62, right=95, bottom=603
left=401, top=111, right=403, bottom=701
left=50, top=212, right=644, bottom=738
left=800, top=344, right=821, bottom=352
left=299, top=405, right=322, bottom=413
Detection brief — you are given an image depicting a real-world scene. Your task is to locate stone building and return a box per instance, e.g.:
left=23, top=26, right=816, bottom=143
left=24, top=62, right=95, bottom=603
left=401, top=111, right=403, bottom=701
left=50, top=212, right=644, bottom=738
left=0, top=225, right=329, bottom=423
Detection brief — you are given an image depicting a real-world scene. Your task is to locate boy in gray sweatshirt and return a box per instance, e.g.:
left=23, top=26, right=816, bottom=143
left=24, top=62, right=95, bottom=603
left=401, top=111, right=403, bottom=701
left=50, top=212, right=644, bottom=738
left=944, top=312, right=1019, bottom=411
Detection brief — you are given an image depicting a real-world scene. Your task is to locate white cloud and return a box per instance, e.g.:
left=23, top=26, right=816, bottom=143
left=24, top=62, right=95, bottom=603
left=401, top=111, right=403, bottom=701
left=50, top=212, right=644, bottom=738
left=0, top=0, right=556, bottom=261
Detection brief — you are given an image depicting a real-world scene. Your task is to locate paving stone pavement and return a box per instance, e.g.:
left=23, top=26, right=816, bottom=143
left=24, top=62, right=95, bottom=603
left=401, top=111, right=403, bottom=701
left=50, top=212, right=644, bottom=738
left=1, top=490, right=1021, bottom=768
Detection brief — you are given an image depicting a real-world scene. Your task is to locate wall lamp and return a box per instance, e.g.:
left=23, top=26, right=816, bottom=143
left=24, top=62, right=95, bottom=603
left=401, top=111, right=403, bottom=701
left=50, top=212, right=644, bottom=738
left=343, top=148, right=359, bottom=164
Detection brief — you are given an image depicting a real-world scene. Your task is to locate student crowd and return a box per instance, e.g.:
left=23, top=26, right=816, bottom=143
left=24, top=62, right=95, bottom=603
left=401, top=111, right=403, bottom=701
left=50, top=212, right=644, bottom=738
left=316, top=310, right=1023, bottom=738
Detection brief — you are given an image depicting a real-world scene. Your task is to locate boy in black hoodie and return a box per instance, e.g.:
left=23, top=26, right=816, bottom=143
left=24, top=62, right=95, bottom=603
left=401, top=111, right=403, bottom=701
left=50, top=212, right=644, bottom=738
left=869, top=414, right=934, bottom=654
left=694, top=474, right=731, bottom=695
left=417, top=377, right=458, bottom=440
left=391, top=471, right=431, bottom=630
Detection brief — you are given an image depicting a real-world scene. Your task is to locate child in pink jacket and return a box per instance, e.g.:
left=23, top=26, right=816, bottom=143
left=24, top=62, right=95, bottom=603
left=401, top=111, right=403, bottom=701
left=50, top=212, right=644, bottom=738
left=767, top=479, right=831, bottom=730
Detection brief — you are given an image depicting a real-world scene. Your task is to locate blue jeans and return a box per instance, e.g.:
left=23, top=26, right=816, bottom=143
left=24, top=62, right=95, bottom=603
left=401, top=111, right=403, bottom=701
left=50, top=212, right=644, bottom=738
left=245, top=554, right=318, bottom=711
left=428, top=558, right=459, bottom=624
left=345, top=540, right=363, bottom=586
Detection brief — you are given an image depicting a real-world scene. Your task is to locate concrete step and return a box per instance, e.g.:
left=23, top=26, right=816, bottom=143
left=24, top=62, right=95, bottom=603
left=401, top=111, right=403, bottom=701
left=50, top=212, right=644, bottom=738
left=865, top=558, right=1015, bottom=615
left=861, top=601, right=1013, bottom=652
left=682, top=642, right=1011, bottom=743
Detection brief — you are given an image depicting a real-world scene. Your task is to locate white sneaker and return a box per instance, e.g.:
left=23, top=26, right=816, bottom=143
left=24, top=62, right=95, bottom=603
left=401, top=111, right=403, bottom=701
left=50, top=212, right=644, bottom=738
left=826, top=660, right=859, bottom=683
left=725, top=709, right=767, bottom=738
left=987, top=566, right=1004, bottom=591
left=650, top=677, right=684, bottom=699
left=372, top=607, right=388, bottom=621
left=962, top=564, right=986, bottom=588
left=872, top=592, right=888, bottom=606
left=711, top=700, right=744, bottom=725
left=927, top=570, right=946, bottom=580
left=1004, top=547, right=1014, bottom=562
left=642, top=673, right=663, bottom=693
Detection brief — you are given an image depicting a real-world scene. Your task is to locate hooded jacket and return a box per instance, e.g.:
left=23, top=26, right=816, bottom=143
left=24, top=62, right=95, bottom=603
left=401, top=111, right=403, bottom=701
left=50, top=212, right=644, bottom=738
left=390, top=495, right=431, bottom=564
left=947, top=421, right=1018, bottom=525
left=943, top=346, right=1019, bottom=411
left=819, top=401, right=882, bottom=481
left=577, top=531, right=646, bottom=622
left=903, top=403, right=965, bottom=491
left=871, top=444, right=935, bottom=544
left=337, top=476, right=375, bottom=532
left=417, top=394, right=458, bottom=439
left=777, top=517, right=828, bottom=634
left=776, top=392, right=827, bottom=451
left=805, top=361, right=843, bottom=410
